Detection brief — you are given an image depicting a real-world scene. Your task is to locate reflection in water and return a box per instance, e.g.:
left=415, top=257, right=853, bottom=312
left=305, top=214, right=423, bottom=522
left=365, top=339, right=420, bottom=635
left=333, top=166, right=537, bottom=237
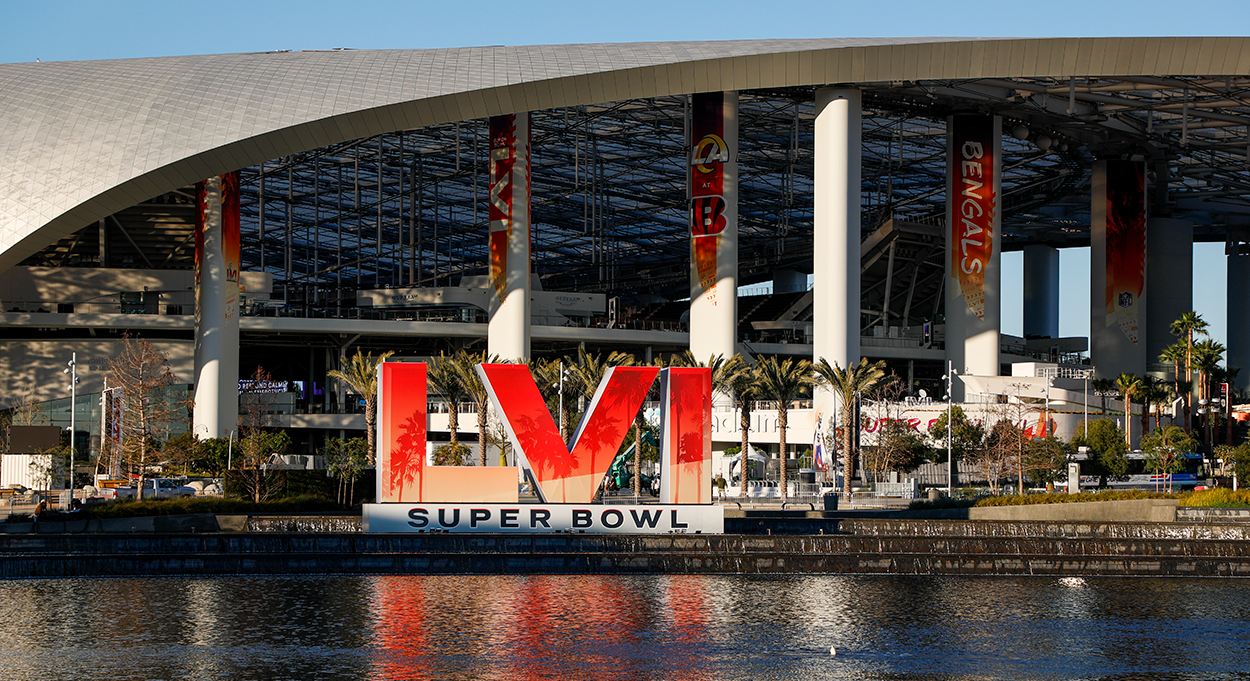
left=1, top=575, right=1249, bottom=680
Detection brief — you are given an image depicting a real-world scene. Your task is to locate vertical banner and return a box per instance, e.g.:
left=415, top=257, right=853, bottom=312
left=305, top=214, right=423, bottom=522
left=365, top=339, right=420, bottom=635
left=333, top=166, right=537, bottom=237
left=948, top=115, right=997, bottom=319
left=221, top=171, right=241, bottom=323
left=812, top=407, right=828, bottom=475
left=487, top=114, right=531, bottom=361
left=658, top=368, right=713, bottom=505
left=1104, top=160, right=1146, bottom=344
left=689, top=92, right=730, bottom=302
left=488, top=115, right=517, bottom=301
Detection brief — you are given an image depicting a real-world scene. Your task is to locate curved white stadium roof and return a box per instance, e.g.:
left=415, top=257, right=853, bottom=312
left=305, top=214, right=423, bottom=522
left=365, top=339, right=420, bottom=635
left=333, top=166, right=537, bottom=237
left=2, top=36, right=1250, bottom=272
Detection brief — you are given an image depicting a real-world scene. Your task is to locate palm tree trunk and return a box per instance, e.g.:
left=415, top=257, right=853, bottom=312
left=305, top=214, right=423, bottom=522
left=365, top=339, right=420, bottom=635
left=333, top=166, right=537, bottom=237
left=365, top=398, right=377, bottom=466
left=738, top=403, right=751, bottom=498
left=841, top=402, right=854, bottom=502
left=477, top=409, right=488, bottom=466
left=778, top=407, right=788, bottom=500
left=1125, top=396, right=1133, bottom=450
left=1186, top=332, right=1194, bottom=431
left=448, top=403, right=459, bottom=446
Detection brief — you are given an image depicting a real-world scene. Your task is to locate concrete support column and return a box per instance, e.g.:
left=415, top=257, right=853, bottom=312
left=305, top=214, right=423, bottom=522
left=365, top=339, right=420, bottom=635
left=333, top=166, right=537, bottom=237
left=193, top=173, right=241, bottom=439
left=1090, top=160, right=1148, bottom=379
left=945, top=114, right=1002, bottom=396
left=1023, top=244, right=1060, bottom=339
left=773, top=268, right=807, bottom=293
left=688, top=91, right=738, bottom=364
left=813, top=88, right=861, bottom=373
left=487, top=113, right=531, bottom=361
left=1146, top=218, right=1192, bottom=374
left=1230, top=240, right=1250, bottom=392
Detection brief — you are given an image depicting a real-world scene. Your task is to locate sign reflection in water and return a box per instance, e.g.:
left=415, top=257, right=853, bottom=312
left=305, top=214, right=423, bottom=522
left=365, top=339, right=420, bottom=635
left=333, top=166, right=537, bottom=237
left=3, top=575, right=1250, bottom=680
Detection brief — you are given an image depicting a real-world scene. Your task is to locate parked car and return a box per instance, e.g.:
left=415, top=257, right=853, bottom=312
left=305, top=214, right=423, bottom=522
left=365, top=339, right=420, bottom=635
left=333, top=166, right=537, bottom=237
left=99, top=478, right=197, bottom=500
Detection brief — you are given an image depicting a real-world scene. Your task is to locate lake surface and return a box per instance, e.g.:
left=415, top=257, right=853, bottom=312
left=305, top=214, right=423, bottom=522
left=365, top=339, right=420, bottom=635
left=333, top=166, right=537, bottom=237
left=2, top=574, right=1248, bottom=680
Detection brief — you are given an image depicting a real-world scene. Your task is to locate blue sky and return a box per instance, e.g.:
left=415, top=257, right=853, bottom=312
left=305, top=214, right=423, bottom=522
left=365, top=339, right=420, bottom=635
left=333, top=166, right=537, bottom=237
left=2, top=0, right=1237, bottom=346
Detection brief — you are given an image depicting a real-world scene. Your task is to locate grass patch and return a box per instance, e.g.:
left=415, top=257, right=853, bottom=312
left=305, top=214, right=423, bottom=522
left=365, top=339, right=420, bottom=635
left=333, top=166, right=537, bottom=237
left=973, top=490, right=1177, bottom=507
left=1178, top=488, right=1250, bottom=508
left=79, top=496, right=348, bottom=520
left=909, top=489, right=1178, bottom=511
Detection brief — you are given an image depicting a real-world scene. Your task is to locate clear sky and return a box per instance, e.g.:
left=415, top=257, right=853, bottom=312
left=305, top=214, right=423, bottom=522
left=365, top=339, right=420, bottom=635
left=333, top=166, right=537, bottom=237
left=1, top=0, right=1237, bottom=347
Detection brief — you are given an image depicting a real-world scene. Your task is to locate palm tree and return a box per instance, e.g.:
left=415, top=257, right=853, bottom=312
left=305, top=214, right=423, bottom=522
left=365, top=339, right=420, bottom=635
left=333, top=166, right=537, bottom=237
left=813, top=357, right=887, bottom=501
left=721, top=354, right=757, bottom=496
left=1092, top=377, right=1117, bottom=416
left=1171, top=311, right=1209, bottom=429
left=449, top=350, right=504, bottom=466
left=1193, top=338, right=1227, bottom=404
left=1171, top=311, right=1210, bottom=378
left=1137, top=375, right=1166, bottom=437
left=327, top=348, right=395, bottom=465
left=1116, top=372, right=1143, bottom=450
left=1160, top=341, right=1188, bottom=428
left=428, top=352, right=471, bottom=447
left=755, top=356, right=813, bottom=500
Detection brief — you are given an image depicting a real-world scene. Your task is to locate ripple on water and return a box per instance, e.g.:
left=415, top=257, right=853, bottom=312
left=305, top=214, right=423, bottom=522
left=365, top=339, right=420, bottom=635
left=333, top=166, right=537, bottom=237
left=1, top=575, right=1249, bottom=680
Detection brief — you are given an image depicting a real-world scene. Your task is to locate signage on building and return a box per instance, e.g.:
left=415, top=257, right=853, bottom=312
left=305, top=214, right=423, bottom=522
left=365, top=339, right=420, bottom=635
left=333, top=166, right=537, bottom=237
left=949, top=115, right=997, bottom=319
left=368, top=363, right=719, bottom=534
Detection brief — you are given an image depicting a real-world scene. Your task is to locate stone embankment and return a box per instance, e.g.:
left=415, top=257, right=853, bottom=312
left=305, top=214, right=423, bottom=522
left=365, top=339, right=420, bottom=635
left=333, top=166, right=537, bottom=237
left=4, top=504, right=1250, bottom=578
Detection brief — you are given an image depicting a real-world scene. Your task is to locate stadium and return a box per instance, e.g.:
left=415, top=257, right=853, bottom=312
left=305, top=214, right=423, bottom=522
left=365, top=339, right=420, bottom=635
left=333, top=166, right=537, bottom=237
left=1, top=37, right=1247, bottom=489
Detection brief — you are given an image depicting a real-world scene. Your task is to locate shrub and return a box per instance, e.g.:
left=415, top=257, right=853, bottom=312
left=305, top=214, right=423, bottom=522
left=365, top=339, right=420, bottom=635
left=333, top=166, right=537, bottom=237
left=972, top=490, right=1176, bottom=506
left=1179, top=488, right=1250, bottom=508
left=75, top=495, right=344, bottom=520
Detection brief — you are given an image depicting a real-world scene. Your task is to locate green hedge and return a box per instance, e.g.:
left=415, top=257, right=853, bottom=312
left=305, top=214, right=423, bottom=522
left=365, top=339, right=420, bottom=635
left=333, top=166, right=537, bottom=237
left=222, top=469, right=376, bottom=503
left=73, top=496, right=346, bottom=520
left=910, top=488, right=1250, bottom=510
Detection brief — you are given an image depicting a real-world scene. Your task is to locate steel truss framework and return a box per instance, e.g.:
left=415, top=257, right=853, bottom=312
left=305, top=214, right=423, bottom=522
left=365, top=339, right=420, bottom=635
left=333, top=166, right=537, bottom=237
left=26, top=76, right=1250, bottom=332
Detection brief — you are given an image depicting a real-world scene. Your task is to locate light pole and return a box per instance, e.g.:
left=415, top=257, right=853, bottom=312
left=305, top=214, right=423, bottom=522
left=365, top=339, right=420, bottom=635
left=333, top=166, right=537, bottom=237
left=946, top=361, right=958, bottom=496
left=63, top=352, right=78, bottom=504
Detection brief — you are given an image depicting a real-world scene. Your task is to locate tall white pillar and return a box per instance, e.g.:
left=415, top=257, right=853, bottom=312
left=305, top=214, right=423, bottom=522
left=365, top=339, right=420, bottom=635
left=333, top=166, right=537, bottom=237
left=1023, top=244, right=1060, bottom=339
left=945, top=114, right=1002, bottom=396
left=688, top=92, right=738, bottom=364
left=487, top=113, right=531, bottom=361
left=1090, top=160, right=1148, bottom=380
left=1229, top=239, right=1250, bottom=392
left=1146, top=218, right=1192, bottom=373
left=813, top=88, right=861, bottom=371
left=193, top=173, right=241, bottom=439
left=813, top=87, right=861, bottom=428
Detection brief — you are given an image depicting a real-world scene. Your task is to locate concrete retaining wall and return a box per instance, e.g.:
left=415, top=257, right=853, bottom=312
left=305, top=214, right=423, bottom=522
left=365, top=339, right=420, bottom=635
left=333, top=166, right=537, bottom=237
left=4, top=520, right=1250, bottom=578
left=965, top=499, right=1179, bottom=523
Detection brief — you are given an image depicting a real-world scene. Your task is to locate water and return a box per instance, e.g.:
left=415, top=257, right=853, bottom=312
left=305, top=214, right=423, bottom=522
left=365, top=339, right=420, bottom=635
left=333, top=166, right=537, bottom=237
left=2, top=574, right=1249, bottom=680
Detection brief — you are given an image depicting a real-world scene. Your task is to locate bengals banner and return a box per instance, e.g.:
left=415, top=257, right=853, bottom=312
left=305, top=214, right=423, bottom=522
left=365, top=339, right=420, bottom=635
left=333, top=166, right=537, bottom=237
left=948, top=116, right=997, bottom=319
left=689, top=92, right=730, bottom=297
left=1104, top=160, right=1146, bottom=344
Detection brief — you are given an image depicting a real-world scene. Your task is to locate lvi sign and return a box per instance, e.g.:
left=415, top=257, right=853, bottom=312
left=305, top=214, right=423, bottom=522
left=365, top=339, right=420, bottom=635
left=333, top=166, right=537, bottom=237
left=363, top=363, right=724, bottom=534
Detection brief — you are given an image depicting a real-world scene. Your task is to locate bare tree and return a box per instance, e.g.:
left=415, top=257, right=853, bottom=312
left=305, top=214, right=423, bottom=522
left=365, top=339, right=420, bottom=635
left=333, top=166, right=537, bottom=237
left=107, top=335, right=179, bottom=501
left=860, top=376, right=927, bottom=485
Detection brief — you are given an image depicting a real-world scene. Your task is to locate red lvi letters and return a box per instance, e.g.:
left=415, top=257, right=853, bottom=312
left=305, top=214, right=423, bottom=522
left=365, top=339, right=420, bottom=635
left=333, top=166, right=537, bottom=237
left=375, top=363, right=712, bottom=505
